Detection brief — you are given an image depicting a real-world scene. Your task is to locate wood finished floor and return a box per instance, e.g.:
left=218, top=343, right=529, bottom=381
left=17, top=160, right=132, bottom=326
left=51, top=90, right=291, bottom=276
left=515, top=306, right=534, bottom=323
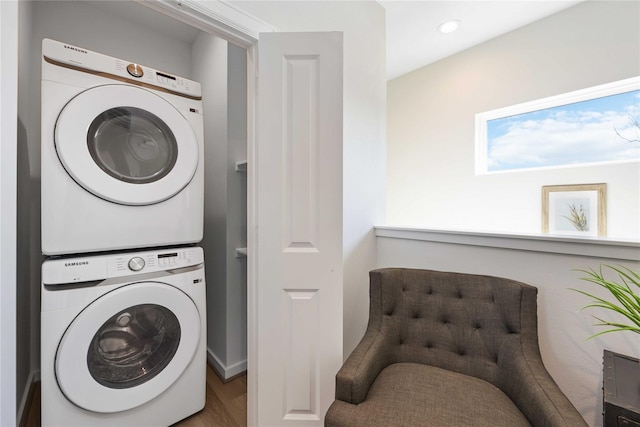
left=174, top=367, right=247, bottom=427
left=26, top=364, right=247, bottom=427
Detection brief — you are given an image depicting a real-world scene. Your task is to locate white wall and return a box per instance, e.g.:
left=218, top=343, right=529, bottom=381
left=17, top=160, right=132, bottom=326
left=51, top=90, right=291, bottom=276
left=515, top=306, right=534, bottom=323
left=1, top=1, right=18, bottom=424
left=193, top=33, right=248, bottom=380
left=193, top=31, right=229, bottom=374
left=387, top=1, right=640, bottom=240
left=383, top=5, right=640, bottom=425
left=16, top=0, right=37, bottom=420
left=225, top=42, right=248, bottom=376
left=230, top=0, right=387, bottom=358
left=377, top=233, right=639, bottom=427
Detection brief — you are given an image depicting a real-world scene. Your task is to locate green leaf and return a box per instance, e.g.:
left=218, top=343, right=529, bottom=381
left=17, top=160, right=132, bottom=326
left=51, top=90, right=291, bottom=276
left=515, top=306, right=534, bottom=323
left=571, top=264, right=640, bottom=339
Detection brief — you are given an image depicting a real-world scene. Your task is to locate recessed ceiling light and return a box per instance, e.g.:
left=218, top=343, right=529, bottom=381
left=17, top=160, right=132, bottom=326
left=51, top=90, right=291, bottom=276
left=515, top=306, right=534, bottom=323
left=438, top=20, right=461, bottom=34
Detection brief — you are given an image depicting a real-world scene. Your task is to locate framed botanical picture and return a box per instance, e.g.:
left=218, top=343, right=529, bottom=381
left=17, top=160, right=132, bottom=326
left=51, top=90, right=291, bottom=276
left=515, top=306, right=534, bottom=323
left=542, top=184, right=607, bottom=237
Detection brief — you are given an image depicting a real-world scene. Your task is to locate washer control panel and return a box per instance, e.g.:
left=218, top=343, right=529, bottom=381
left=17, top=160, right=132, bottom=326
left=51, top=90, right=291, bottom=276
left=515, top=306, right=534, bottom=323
left=42, top=247, right=204, bottom=285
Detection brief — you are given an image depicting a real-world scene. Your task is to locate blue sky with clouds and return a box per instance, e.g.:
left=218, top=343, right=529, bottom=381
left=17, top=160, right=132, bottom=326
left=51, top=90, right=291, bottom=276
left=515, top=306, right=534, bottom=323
left=487, top=90, right=640, bottom=172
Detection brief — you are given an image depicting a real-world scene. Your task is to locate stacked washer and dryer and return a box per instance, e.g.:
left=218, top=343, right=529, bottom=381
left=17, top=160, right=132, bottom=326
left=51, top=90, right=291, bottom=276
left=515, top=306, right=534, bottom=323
left=40, top=39, right=207, bottom=426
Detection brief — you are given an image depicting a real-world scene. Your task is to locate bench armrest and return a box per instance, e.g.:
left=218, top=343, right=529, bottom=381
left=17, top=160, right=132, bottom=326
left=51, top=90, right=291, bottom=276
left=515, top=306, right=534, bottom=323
left=335, top=328, right=395, bottom=404
left=498, top=337, right=587, bottom=427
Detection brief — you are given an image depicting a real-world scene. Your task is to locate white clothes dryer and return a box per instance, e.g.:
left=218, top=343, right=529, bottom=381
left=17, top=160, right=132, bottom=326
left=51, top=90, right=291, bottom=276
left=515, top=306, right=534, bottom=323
left=41, top=246, right=206, bottom=426
left=41, top=39, right=204, bottom=255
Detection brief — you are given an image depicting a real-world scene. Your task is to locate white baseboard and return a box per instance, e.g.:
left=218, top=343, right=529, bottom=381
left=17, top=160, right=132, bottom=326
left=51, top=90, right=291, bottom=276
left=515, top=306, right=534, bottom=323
left=206, top=348, right=247, bottom=381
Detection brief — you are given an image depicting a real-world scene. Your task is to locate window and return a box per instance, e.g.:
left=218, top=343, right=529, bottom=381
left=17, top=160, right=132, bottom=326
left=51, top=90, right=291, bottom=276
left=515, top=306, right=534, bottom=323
left=475, top=77, right=640, bottom=174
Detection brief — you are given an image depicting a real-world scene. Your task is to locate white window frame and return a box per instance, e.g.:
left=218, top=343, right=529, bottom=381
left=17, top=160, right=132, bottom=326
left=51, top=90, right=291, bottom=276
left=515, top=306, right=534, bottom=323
left=475, top=76, right=640, bottom=175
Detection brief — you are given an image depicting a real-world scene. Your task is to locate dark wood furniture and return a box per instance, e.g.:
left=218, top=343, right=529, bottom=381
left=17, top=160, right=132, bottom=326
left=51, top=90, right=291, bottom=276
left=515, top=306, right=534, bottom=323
left=604, top=350, right=640, bottom=427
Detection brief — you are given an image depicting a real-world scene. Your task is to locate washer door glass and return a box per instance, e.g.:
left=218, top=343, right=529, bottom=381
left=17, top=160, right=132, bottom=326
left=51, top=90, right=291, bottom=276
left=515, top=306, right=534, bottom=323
left=88, top=304, right=180, bottom=389
left=55, top=282, right=201, bottom=413
left=55, top=84, right=199, bottom=206
left=87, top=108, right=178, bottom=184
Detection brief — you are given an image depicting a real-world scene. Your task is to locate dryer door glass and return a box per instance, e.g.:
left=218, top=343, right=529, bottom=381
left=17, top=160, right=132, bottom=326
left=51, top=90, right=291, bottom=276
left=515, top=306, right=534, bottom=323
left=87, top=304, right=180, bottom=389
left=87, top=107, right=178, bottom=184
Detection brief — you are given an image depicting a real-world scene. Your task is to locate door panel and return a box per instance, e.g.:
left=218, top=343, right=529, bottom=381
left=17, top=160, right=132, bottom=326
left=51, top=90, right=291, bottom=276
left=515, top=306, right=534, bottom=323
left=55, top=85, right=198, bottom=205
left=55, top=282, right=200, bottom=413
left=256, top=32, right=343, bottom=426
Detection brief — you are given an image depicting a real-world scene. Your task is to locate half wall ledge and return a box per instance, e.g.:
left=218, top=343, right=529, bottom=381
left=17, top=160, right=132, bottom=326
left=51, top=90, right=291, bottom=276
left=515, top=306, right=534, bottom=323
left=375, top=226, right=640, bottom=262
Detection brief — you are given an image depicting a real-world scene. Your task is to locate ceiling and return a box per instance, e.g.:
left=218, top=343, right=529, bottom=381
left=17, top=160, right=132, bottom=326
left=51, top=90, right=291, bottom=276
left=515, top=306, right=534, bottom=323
left=93, top=1, right=584, bottom=81
left=380, top=1, right=584, bottom=80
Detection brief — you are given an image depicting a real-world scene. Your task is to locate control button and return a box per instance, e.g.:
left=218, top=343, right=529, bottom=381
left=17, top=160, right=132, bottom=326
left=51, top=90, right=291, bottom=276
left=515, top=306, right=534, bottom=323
left=126, top=63, right=144, bottom=78
left=128, top=257, right=145, bottom=271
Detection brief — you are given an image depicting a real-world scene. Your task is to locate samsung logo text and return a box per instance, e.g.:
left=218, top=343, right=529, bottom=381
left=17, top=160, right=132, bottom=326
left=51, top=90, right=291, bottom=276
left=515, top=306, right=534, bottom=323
left=64, top=261, right=89, bottom=267
left=64, top=45, right=87, bottom=54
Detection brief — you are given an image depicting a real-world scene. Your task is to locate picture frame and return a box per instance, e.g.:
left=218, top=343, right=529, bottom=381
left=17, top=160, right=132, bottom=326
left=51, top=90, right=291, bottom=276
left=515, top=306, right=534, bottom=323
left=542, top=184, right=607, bottom=237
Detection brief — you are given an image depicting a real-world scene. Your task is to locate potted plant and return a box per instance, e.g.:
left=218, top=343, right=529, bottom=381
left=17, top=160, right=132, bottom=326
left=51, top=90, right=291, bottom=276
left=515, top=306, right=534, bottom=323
left=572, top=265, right=640, bottom=338
left=573, top=265, right=640, bottom=424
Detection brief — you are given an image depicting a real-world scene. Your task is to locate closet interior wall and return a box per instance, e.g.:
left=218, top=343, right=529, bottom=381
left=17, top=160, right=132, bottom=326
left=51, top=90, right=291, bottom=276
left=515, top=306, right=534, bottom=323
left=16, top=0, right=247, bottom=416
left=193, top=33, right=248, bottom=381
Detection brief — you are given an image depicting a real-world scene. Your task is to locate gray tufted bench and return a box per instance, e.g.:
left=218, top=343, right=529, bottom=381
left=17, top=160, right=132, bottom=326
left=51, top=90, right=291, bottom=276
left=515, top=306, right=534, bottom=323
left=325, top=268, right=587, bottom=427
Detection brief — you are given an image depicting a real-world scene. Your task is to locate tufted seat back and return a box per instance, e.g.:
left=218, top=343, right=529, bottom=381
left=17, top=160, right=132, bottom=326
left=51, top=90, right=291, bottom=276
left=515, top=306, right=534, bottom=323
left=371, top=268, right=537, bottom=388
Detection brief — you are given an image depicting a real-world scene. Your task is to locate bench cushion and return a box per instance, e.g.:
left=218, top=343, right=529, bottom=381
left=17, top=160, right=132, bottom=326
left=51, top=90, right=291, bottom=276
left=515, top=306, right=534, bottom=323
left=326, top=363, right=531, bottom=427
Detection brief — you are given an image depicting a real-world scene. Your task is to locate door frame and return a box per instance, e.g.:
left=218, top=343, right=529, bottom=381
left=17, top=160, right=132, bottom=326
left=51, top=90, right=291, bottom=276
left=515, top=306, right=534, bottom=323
left=135, top=1, right=274, bottom=425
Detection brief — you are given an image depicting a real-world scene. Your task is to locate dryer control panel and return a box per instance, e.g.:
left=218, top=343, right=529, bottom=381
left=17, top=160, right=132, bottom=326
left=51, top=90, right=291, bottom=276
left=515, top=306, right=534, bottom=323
left=41, top=38, right=202, bottom=100
left=42, top=247, right=204, bottom=285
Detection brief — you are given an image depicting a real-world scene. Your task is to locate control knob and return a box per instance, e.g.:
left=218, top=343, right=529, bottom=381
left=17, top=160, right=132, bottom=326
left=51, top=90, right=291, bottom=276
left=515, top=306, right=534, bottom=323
left=128, top=257, right=145, bottom=272
left=126, top=63, right=144, bottom=78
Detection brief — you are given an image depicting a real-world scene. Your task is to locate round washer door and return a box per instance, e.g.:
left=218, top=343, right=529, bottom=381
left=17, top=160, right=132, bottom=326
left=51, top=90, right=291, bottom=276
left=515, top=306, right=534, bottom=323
left=55, top=84, right=198, bottom=205
left=55, top=282, right=201, bottom=413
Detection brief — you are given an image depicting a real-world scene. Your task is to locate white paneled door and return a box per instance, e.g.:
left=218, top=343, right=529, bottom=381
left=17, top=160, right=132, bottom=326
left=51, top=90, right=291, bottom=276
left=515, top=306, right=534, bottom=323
left=256, top=32, right=343, bottom=426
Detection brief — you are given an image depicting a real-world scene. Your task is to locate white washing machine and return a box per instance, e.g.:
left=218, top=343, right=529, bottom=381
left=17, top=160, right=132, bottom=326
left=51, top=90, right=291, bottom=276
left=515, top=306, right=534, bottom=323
left=41, top=247, right=206, bottom=426
left=41, top=38, right=204, bottom=255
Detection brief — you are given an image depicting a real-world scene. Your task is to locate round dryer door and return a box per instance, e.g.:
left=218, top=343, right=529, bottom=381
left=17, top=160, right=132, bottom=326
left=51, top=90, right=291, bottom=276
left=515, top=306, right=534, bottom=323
left=55, top=282, right=201, bottom=413
left=55, top=84, right=198, bottom=205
